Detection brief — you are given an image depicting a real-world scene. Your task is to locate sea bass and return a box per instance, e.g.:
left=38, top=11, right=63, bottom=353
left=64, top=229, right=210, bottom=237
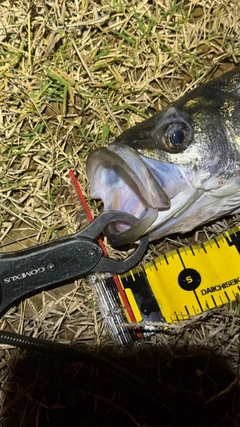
left=87, top=66, right=240, bottom=245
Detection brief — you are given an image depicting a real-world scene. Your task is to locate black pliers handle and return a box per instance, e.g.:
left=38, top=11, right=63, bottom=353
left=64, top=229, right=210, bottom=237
left=0, top=211, right=148, bottom=316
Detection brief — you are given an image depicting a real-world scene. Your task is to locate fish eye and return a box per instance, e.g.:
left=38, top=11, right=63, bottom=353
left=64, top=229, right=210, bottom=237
left=163, top=123, right=189, bottom=152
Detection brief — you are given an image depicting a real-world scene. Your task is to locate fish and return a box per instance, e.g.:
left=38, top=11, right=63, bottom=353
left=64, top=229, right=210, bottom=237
left=86, top=66, right=240, bottom=245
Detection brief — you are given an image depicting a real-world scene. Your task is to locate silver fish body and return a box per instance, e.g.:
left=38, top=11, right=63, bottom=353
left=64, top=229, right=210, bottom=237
left=87, top=66, right=240, bottom=244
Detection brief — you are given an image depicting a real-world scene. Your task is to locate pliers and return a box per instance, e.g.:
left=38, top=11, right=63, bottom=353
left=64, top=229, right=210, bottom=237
left=0, top=211, right=148, bottom=317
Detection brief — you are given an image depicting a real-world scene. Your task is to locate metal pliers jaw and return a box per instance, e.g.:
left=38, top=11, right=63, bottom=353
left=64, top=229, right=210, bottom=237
left=78, top=211, right=148, bottom=273
left=0, top=211, right=148, bottom=317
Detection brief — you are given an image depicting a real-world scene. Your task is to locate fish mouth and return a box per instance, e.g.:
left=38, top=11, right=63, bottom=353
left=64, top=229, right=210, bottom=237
left=87, top=144, right=187, bottom=245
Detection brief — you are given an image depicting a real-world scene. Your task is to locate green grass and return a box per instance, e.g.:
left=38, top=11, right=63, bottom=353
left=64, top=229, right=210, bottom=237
left=0, top=1, right=240, bottom=425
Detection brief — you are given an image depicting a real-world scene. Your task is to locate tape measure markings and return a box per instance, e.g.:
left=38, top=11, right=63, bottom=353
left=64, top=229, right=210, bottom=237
left=119, top=270, right=165, bottom=322
left=117, top=226, right=240, bottom=324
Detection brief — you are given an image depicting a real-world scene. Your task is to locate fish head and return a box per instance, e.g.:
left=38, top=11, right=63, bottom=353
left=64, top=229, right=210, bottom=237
left=87, top=67, right=240, bottom=244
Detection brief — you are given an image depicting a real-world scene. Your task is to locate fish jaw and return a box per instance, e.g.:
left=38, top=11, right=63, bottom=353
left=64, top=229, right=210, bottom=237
left=86, top=144, right=191, bottom=242
left=87, top=148, right=150, bottom=218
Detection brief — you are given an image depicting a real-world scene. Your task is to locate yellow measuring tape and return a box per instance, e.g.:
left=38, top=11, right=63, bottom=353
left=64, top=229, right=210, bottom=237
left=118, top=226, right=240, bottom=324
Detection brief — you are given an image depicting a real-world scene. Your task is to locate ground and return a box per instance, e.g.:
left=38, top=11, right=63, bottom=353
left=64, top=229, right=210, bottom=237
left=0, top=0, right=239, bottom=426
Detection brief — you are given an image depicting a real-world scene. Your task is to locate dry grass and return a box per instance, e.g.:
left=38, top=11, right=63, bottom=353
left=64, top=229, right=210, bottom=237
left=0, top=0, right=240, bottom=425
